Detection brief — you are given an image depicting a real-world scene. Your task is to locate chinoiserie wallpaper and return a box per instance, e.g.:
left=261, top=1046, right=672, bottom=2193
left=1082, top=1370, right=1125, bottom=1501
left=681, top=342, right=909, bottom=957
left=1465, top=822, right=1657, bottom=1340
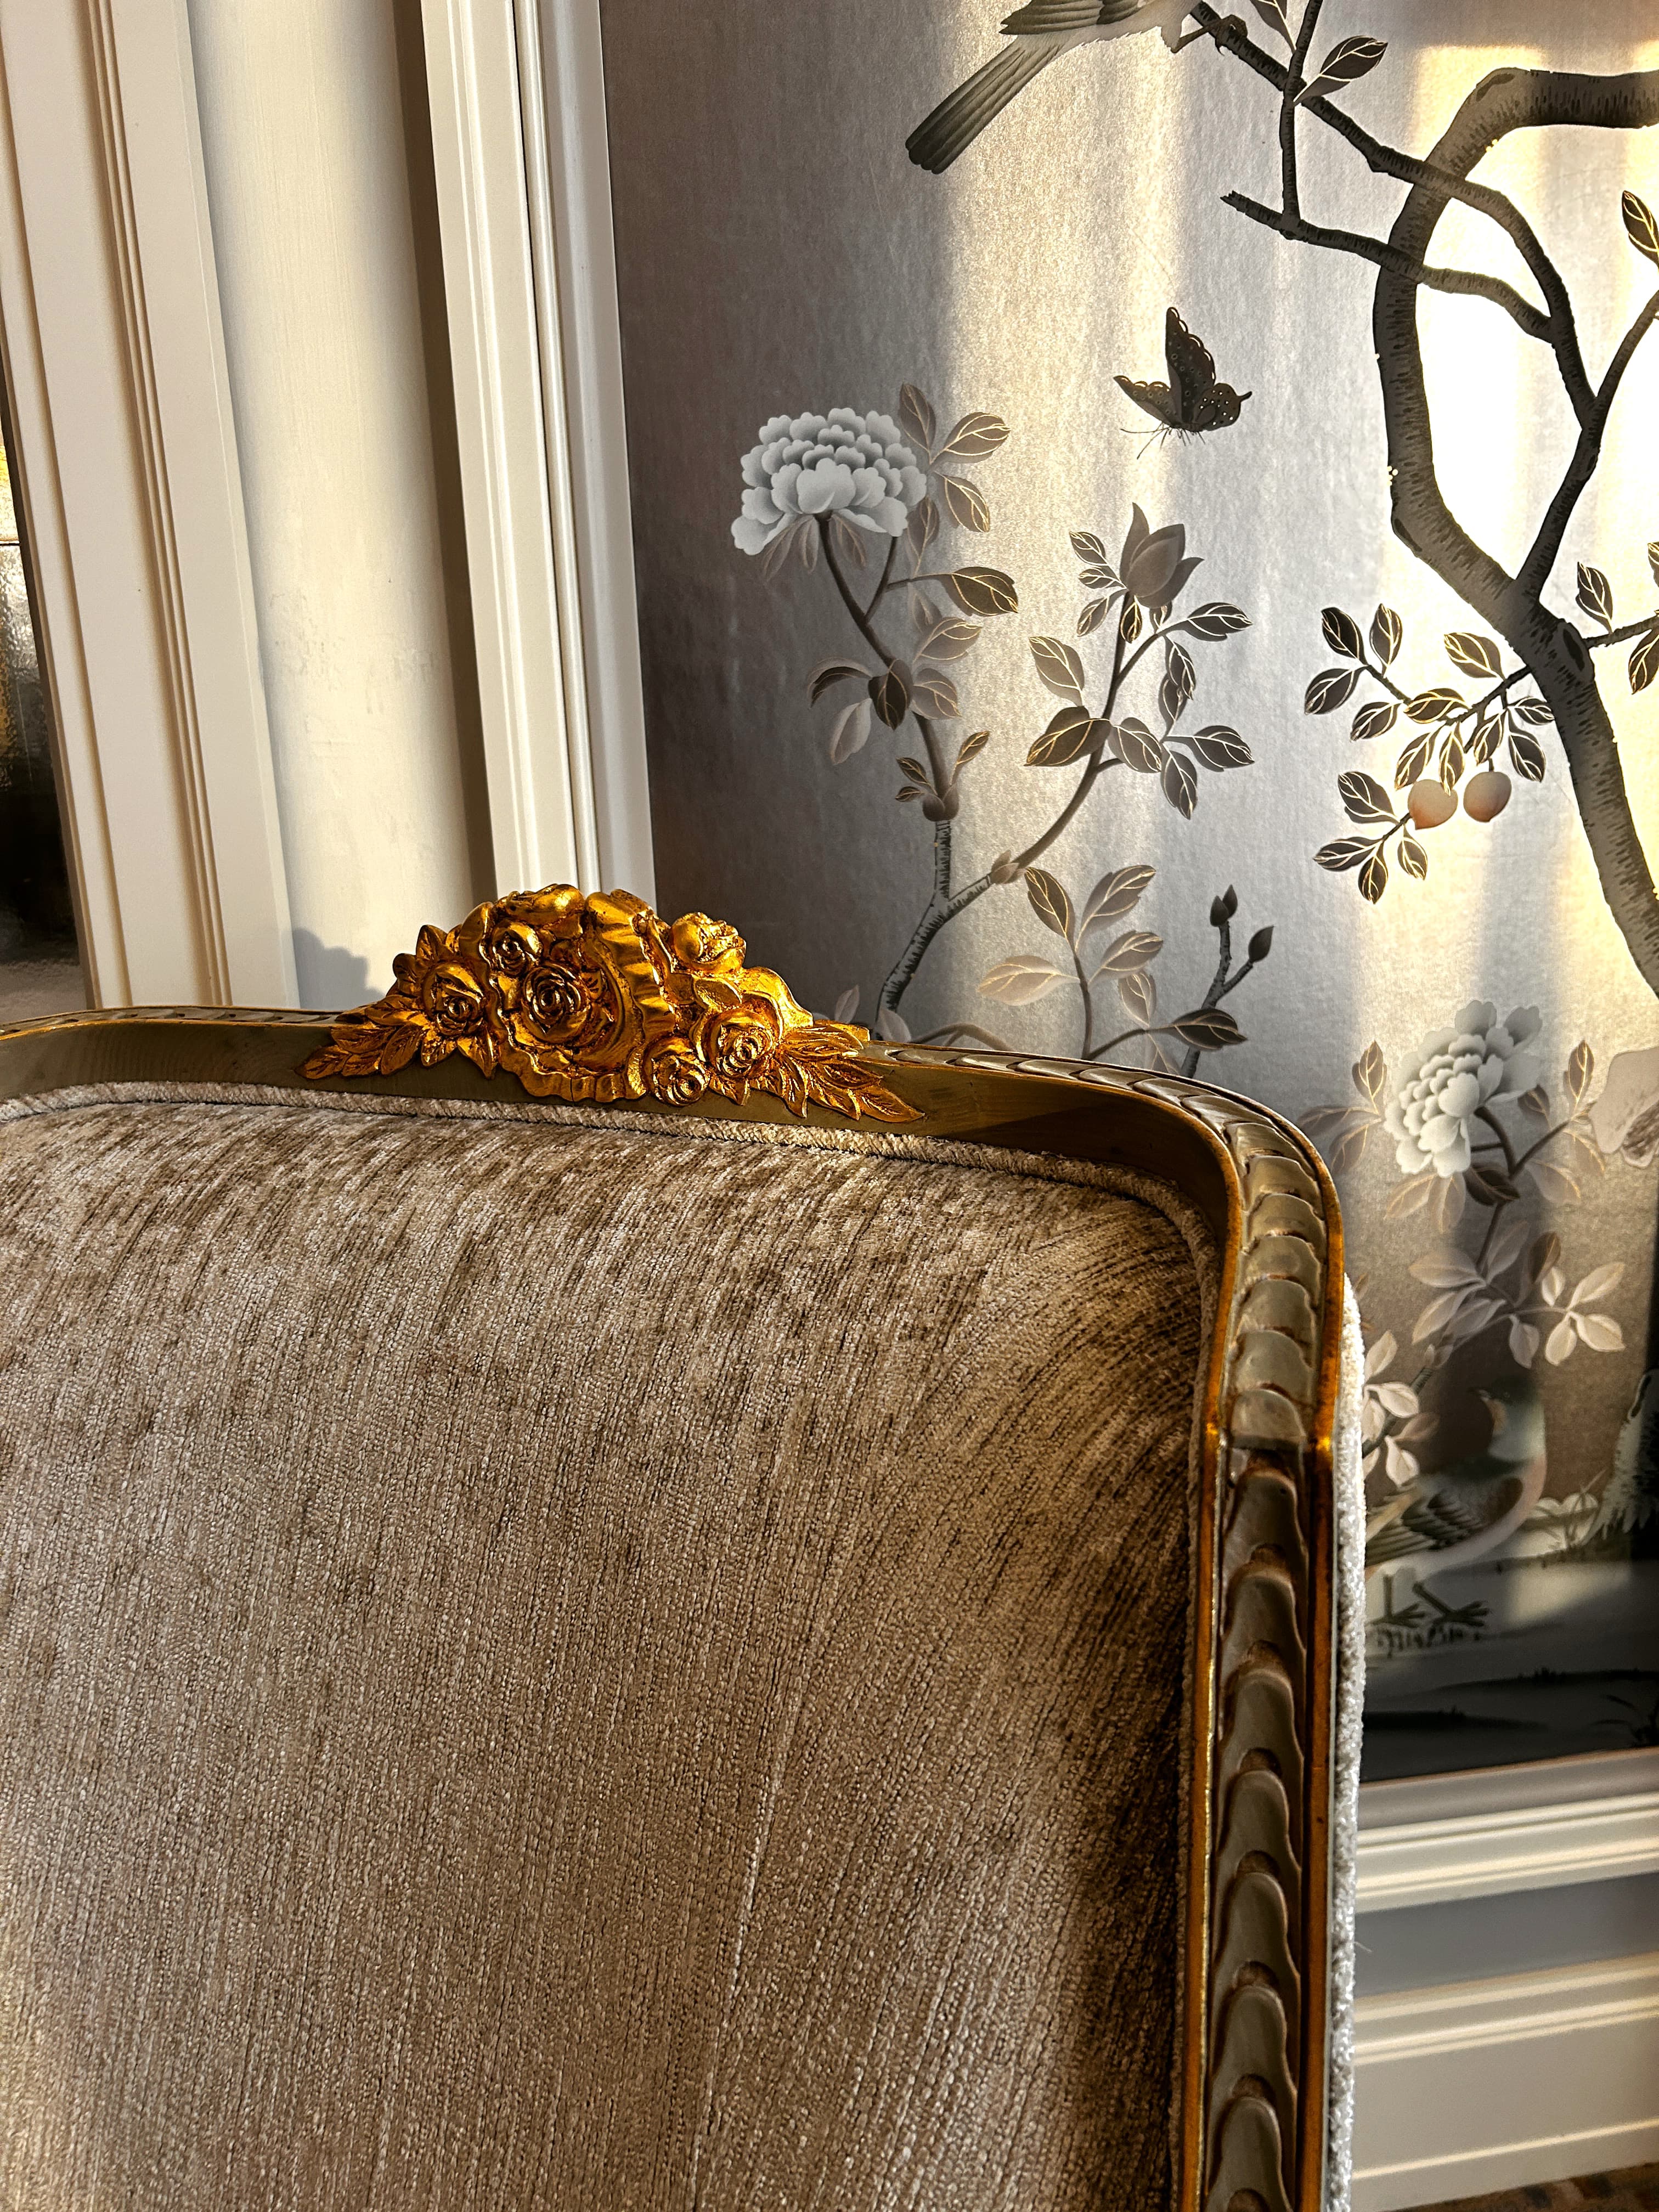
left=598, top=0, right=1659, bottom=1779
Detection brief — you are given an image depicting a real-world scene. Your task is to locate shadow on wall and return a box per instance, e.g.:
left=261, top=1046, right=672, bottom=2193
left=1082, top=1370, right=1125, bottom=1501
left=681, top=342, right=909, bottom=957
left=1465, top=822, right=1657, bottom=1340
left=292, top=930, right=374, bottom=1011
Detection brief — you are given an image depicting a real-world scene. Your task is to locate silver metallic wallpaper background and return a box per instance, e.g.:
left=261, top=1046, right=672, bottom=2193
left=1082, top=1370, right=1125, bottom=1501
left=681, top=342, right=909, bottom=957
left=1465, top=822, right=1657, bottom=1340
left=601, top=0, right=1659, bottom=1774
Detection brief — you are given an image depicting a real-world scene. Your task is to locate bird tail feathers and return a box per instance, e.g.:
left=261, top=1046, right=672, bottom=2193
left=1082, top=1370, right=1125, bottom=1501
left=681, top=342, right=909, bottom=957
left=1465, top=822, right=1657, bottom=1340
left=906, top=37, right=1068, bottom=174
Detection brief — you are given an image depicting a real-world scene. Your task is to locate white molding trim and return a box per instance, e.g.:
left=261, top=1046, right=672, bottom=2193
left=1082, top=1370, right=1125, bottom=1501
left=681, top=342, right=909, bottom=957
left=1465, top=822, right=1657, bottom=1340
left=522, top=0, right=653, bottom=899
left=420, top=0, right=654, bottom=903
left=0, top=0, right=294, bottom=1007
left=1352, top=1952, right=1659, bottom=2210
left=1357, top=1786, right=1659, bottom=1912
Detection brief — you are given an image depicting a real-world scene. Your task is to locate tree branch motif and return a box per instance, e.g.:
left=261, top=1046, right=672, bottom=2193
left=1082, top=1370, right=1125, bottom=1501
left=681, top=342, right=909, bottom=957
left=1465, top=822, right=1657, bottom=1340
left=1186, top=5, right=1659, bottom=990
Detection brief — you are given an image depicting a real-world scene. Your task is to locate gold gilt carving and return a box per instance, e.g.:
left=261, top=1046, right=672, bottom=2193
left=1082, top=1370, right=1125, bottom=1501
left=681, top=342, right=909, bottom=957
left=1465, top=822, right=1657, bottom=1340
left=300, top=884, right=917, bottom=1125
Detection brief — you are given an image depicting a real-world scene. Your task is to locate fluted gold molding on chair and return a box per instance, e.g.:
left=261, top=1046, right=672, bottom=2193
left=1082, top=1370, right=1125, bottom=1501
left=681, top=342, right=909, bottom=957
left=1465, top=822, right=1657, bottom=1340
left=301, top=884, right=918, bottom=1123
left=0, top=898, right=1342, bottom=2212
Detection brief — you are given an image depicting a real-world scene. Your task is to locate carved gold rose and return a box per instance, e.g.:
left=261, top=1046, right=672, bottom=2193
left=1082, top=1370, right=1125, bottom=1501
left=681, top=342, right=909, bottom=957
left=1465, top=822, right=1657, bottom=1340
left=302, top=884, right=916, bottom=1124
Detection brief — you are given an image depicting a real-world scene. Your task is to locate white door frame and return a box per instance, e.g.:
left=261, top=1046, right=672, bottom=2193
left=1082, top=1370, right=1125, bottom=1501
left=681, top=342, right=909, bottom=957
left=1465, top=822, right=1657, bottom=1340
left=0, top=0, right=294, bottom=1007
left=420, top=0, right=654, bottom=904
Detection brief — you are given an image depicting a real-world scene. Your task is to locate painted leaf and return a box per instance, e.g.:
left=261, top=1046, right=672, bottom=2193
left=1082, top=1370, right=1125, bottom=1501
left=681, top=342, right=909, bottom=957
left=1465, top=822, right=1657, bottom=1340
left=1439, top=732, right=1465, bottom=787
left=875, top=1006, right=912, bottom=1043
left=955, top=727, right=990, bottom=771
left=1483, top=1214, right=1532, bottom=1277
left=946, top=567, right=1018, bottom=617
left=1363, top=1329, right=1398, bottom=1380
left=1339, top=769, right=1393, bottom=823
left=896, top=755, right=928, bottom=783
left=871, top=662, right=911, bottom=728
left=1115, top=718, right=1164, bottom=775
left=1508, top=726, right=1546, bottom=782
left=938, top=474, right=990, bottom=532
left=979, top=953, right=1066, bottom=1005
left=905, top=495, right=939, bottom=558
left=1509, top=1318, right=1541, bottom=1368
left=899, top=383, right=936, bottom=452
left=917, top=617, right=980, bottom=662
left=1413, top=1288, right=1472, bottom=1341
left=1410, top=1250, right=1483, bottom=1289
left=1249, top=0, right=1291, bottom=42
left=1080, top=563, right=1119, bottom=589
left=1298, top=33, right=1387, bottom=104
left=1159, top=752, right=1203, bottom=822
left=830, top=512, right=868, bottom=567
left=1314, top=837, right=1373, bottom=871
left=1030, top=634, right=1086, bottom=701
left=1070, top=530, right=1108, bottom=563
left=760, top=516, right=809, bottom=582
left=1576, top=562, right=1615, bottom=630
left=809, top=659, right=870, bottom=702
left=1528, top=1157, right=1580, bottom=1205
left=1406, top=687, right=1463, bottom=722
left=1570, top=1261, right=1625, bottom=1307
left=1393, top=730, right=1434, bottom=787
left=1094, top=929, right=1163, bottom=974
left=1306, top=666, right=1361, bottom=714
left=1539, top=1262, right=1567, bottom=1306
left=1358, top=848, right=1389, bottom=902
left=1118, top=968, right=1156, bottom=1026
left=1352, top=700, right=1397, bottom=742
left=912, top=667, right=961, bottom=719
left=1510, top=696, right=1554, bottom=725
left=1025, top=867, right=1074, bottom=941
left=936, top=411, right=1010, bottom=461
left=1566, top=1039, right=1594, bottom=1103
left=832, top=986, right=859, bottom=1023
left=1026, top=705, right=1097, bottom=768
left=1168, top=1007, right=1245, bottom=1051
left=1370, top=603, right=1403, bottom=665
left=1165, top=638, right=1197, bottom=704
left=1384, top=1169, right=1435, bottom=1219
left=1353, top=1041, right=1386, bottom=1103
left=1119, top=598, right=1143, bottom=644
left=1322, top=606, right=1364, bottom=659
left=829, top=697, right=872, bottom=763
left=1082, top=864, right=1155, bottom=927
left=1432, top=1175, right=1468, bottom=1233
left=1186, top=602, right=1250, bottom=640
left=1545, top=1316, right=1578, bottom=1365
left=1622, top=189, right=1659, bottom=268
left=1078, top=597, right=1113, bottom=636
left=1575, top=1311, right=1626, bottom=1352
left=1399, top=833, right=1429, bottom=880
left=1630, top=624, right=1659, bottom=693
left=1189, top=725, right=1252, bottom=770
left=1444, top=631, right=1502, bottom=679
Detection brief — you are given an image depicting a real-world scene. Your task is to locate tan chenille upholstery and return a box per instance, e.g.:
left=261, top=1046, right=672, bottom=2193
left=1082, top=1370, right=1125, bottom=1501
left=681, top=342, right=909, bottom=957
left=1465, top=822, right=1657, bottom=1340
left=0, top=1085, right=1223, bottom=2211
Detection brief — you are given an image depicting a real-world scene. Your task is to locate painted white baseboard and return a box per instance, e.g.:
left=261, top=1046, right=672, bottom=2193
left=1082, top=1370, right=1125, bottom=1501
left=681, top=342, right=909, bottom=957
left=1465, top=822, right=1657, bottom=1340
left=1351, top=1951, right=1659, bottom=2211
left=1356, top=1786, right=1659, bottom=1911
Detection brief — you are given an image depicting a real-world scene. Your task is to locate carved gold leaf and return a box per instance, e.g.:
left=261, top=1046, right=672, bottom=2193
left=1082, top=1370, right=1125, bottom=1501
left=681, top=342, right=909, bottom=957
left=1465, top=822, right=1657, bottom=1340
left=300, top=885, right=918, bottom=1125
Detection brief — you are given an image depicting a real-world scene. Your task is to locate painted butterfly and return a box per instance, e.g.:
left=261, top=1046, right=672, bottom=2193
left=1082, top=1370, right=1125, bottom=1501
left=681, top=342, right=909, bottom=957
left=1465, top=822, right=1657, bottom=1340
left=1115, top=309, right=1251, bottom=441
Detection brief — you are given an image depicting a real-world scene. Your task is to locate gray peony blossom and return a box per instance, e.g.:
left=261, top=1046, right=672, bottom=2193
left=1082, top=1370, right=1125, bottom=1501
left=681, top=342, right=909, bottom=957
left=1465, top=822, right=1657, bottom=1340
left=731, top=410, right=928, bottom=556
left=1385, top=1000, right=1543, bottom=1177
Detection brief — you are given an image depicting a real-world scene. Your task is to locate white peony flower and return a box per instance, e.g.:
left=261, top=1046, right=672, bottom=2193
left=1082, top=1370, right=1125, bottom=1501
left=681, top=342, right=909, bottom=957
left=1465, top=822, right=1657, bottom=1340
left=731, top=409, right=928, bottom=556
left=1384, top=1000, right=1542, bottom=1178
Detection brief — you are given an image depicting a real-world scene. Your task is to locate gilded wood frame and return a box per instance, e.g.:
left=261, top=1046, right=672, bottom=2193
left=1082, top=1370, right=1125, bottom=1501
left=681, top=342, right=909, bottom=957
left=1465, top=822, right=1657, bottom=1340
left=0, top=888, right=1342, bottom=2212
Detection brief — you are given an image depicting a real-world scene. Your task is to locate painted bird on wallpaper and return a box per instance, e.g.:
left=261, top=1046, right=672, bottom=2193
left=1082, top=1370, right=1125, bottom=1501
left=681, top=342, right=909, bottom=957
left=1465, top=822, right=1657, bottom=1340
left=1116, top=309, right=1251, bottom=441
left=1365, top=1375, right=1547, bottom=1630
left=906, top=0, right=1199, bottom=174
